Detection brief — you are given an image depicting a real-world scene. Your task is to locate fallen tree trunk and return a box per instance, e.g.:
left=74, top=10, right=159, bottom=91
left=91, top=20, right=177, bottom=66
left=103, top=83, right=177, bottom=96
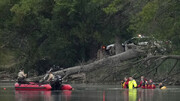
left=27, top=49, right=145, bottom=81
left=98, top=55, right=180, bottom=82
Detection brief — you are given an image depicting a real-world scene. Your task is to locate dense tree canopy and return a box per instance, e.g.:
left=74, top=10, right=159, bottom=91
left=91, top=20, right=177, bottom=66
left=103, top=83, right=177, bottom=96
left=0, top=0, right=179, bottom=74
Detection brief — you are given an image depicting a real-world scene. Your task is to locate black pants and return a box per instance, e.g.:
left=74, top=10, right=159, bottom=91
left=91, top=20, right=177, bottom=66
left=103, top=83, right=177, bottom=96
left=50, top=81, right=62, bottom=90
left=18, top=77, right=29, bottom=84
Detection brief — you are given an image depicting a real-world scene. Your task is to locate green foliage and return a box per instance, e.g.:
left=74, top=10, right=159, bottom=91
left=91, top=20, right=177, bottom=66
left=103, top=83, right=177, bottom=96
left=129, top=0, right=180, bottom=54
left=0, top=0, right=179, bottom=74
left=103, top=0, right=124, bottom=14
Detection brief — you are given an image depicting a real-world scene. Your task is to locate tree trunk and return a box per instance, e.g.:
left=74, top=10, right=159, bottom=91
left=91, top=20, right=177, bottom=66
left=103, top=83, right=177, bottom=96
left=28, top=49, right=145, bottom=81
left=115, top=36, right=124, bottom=54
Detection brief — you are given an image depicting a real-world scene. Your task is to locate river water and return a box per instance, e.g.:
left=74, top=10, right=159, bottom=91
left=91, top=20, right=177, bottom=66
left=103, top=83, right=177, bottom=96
left=0, top=83, right=180, bottom=101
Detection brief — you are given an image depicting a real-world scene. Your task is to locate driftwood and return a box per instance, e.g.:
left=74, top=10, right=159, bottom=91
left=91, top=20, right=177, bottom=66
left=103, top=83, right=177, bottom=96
left=27, top=49, right=145, bottom=81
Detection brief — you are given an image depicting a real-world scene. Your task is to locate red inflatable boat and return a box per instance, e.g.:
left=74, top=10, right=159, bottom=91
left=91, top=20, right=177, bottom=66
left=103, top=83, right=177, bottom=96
left=15, top=82, right=72, bottom=91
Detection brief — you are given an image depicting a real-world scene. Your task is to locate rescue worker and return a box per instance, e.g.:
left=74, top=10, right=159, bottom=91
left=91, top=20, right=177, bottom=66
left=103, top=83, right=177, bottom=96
left=42, top=71, right=56, bottom=89
left=159, top=82, right=167, bottom=89
left=17, top=68, right=28, bottom=84
left=47, top=71, right=55, bottom=82
left=128, top=77, right=137, bottom=89
left=147, top=79, right=156, bottom=89
left=121, top=77, right=129, bottom=88
left=138, top=76, right=147, bottom=88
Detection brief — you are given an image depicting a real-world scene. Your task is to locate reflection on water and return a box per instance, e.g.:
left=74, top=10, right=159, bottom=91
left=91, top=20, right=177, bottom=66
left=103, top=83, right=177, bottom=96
left=122, top=89, right=137, bottom=101
left=15, top=90, right=72, bottom=101
left=0, top=84, right=180, bottom=101
left=137, top=89, right=155, bottom=101
left=129, top=89, right=137, bottom=101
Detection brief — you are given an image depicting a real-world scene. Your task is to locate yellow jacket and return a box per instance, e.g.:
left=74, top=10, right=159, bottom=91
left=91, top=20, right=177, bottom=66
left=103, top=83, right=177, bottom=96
left=128, top=80, right=137, bottom=89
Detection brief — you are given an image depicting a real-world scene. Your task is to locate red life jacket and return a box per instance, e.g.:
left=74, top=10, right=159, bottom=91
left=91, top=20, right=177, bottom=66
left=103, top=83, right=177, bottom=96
left=138, top=78, right=147, bottom=88
left=123, top=79, right=129, bottom=88
left=147, top=82, right=156, bottom=89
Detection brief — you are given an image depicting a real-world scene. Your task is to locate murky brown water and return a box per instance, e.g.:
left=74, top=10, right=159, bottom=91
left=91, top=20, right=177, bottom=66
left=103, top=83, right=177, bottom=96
left=0, top=83, right=180, bottom=101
